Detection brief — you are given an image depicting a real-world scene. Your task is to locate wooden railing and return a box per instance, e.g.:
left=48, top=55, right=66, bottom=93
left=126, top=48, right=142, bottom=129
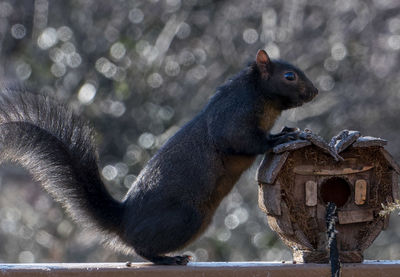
left=0, top=261, right=399, bottom=276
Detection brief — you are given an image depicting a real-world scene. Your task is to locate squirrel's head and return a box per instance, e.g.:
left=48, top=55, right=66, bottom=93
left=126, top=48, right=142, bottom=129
left=255, top=49, right=318, bottom=110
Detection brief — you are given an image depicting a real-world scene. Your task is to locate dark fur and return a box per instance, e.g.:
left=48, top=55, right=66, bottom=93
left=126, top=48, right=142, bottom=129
left=0, top=91, right=124, bottom=235
left=0, top=53, right=317, bottom=264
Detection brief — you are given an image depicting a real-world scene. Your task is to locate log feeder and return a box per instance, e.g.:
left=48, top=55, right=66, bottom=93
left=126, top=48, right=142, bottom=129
left=256, top=130, right=400, bottom=263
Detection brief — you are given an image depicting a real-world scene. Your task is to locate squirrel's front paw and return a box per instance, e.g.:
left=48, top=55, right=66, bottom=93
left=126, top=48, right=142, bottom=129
left=280, top=126, right=300, bottom=134
left=267, top=131, right=300, bottom=147
left=268, top=126, right=300, bottom=139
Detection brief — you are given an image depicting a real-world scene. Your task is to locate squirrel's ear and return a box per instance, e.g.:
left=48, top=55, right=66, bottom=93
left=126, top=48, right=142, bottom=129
left=256, top=49, right=271, bottom=79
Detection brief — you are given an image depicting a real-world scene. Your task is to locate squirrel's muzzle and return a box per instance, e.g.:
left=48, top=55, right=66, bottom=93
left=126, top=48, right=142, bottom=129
left=301, top=86, right=318, bottom=103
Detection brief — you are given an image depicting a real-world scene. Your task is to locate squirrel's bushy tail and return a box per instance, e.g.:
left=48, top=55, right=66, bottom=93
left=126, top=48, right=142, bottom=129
left=0, top=88, right=125, bottom=240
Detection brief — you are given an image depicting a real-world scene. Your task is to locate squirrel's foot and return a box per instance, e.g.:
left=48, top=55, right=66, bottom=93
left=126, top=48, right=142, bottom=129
left=151, top=255, right=191, bottom=265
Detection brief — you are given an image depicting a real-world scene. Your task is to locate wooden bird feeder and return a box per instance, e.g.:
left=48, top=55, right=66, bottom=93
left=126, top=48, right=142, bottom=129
left=256, top=130, right=400, bottom=263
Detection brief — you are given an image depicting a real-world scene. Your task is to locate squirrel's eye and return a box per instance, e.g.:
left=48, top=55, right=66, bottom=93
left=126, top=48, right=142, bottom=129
left=284, top=72, right=296, bottom=81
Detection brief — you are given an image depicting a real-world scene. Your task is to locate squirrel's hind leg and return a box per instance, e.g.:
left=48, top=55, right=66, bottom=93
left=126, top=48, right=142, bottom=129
left=123, top=204, right=203, bottom=265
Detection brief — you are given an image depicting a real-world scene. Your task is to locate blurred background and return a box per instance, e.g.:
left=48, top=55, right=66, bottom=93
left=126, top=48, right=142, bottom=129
left=0, top=0, right=399, bottom=263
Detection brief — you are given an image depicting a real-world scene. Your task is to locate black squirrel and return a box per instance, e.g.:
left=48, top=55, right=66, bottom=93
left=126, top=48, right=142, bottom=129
left=0, top=50, right=317, bottom=265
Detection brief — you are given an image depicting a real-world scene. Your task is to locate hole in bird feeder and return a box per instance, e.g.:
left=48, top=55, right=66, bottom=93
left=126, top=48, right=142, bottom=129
left=320, top=177, right=351, bottom=207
